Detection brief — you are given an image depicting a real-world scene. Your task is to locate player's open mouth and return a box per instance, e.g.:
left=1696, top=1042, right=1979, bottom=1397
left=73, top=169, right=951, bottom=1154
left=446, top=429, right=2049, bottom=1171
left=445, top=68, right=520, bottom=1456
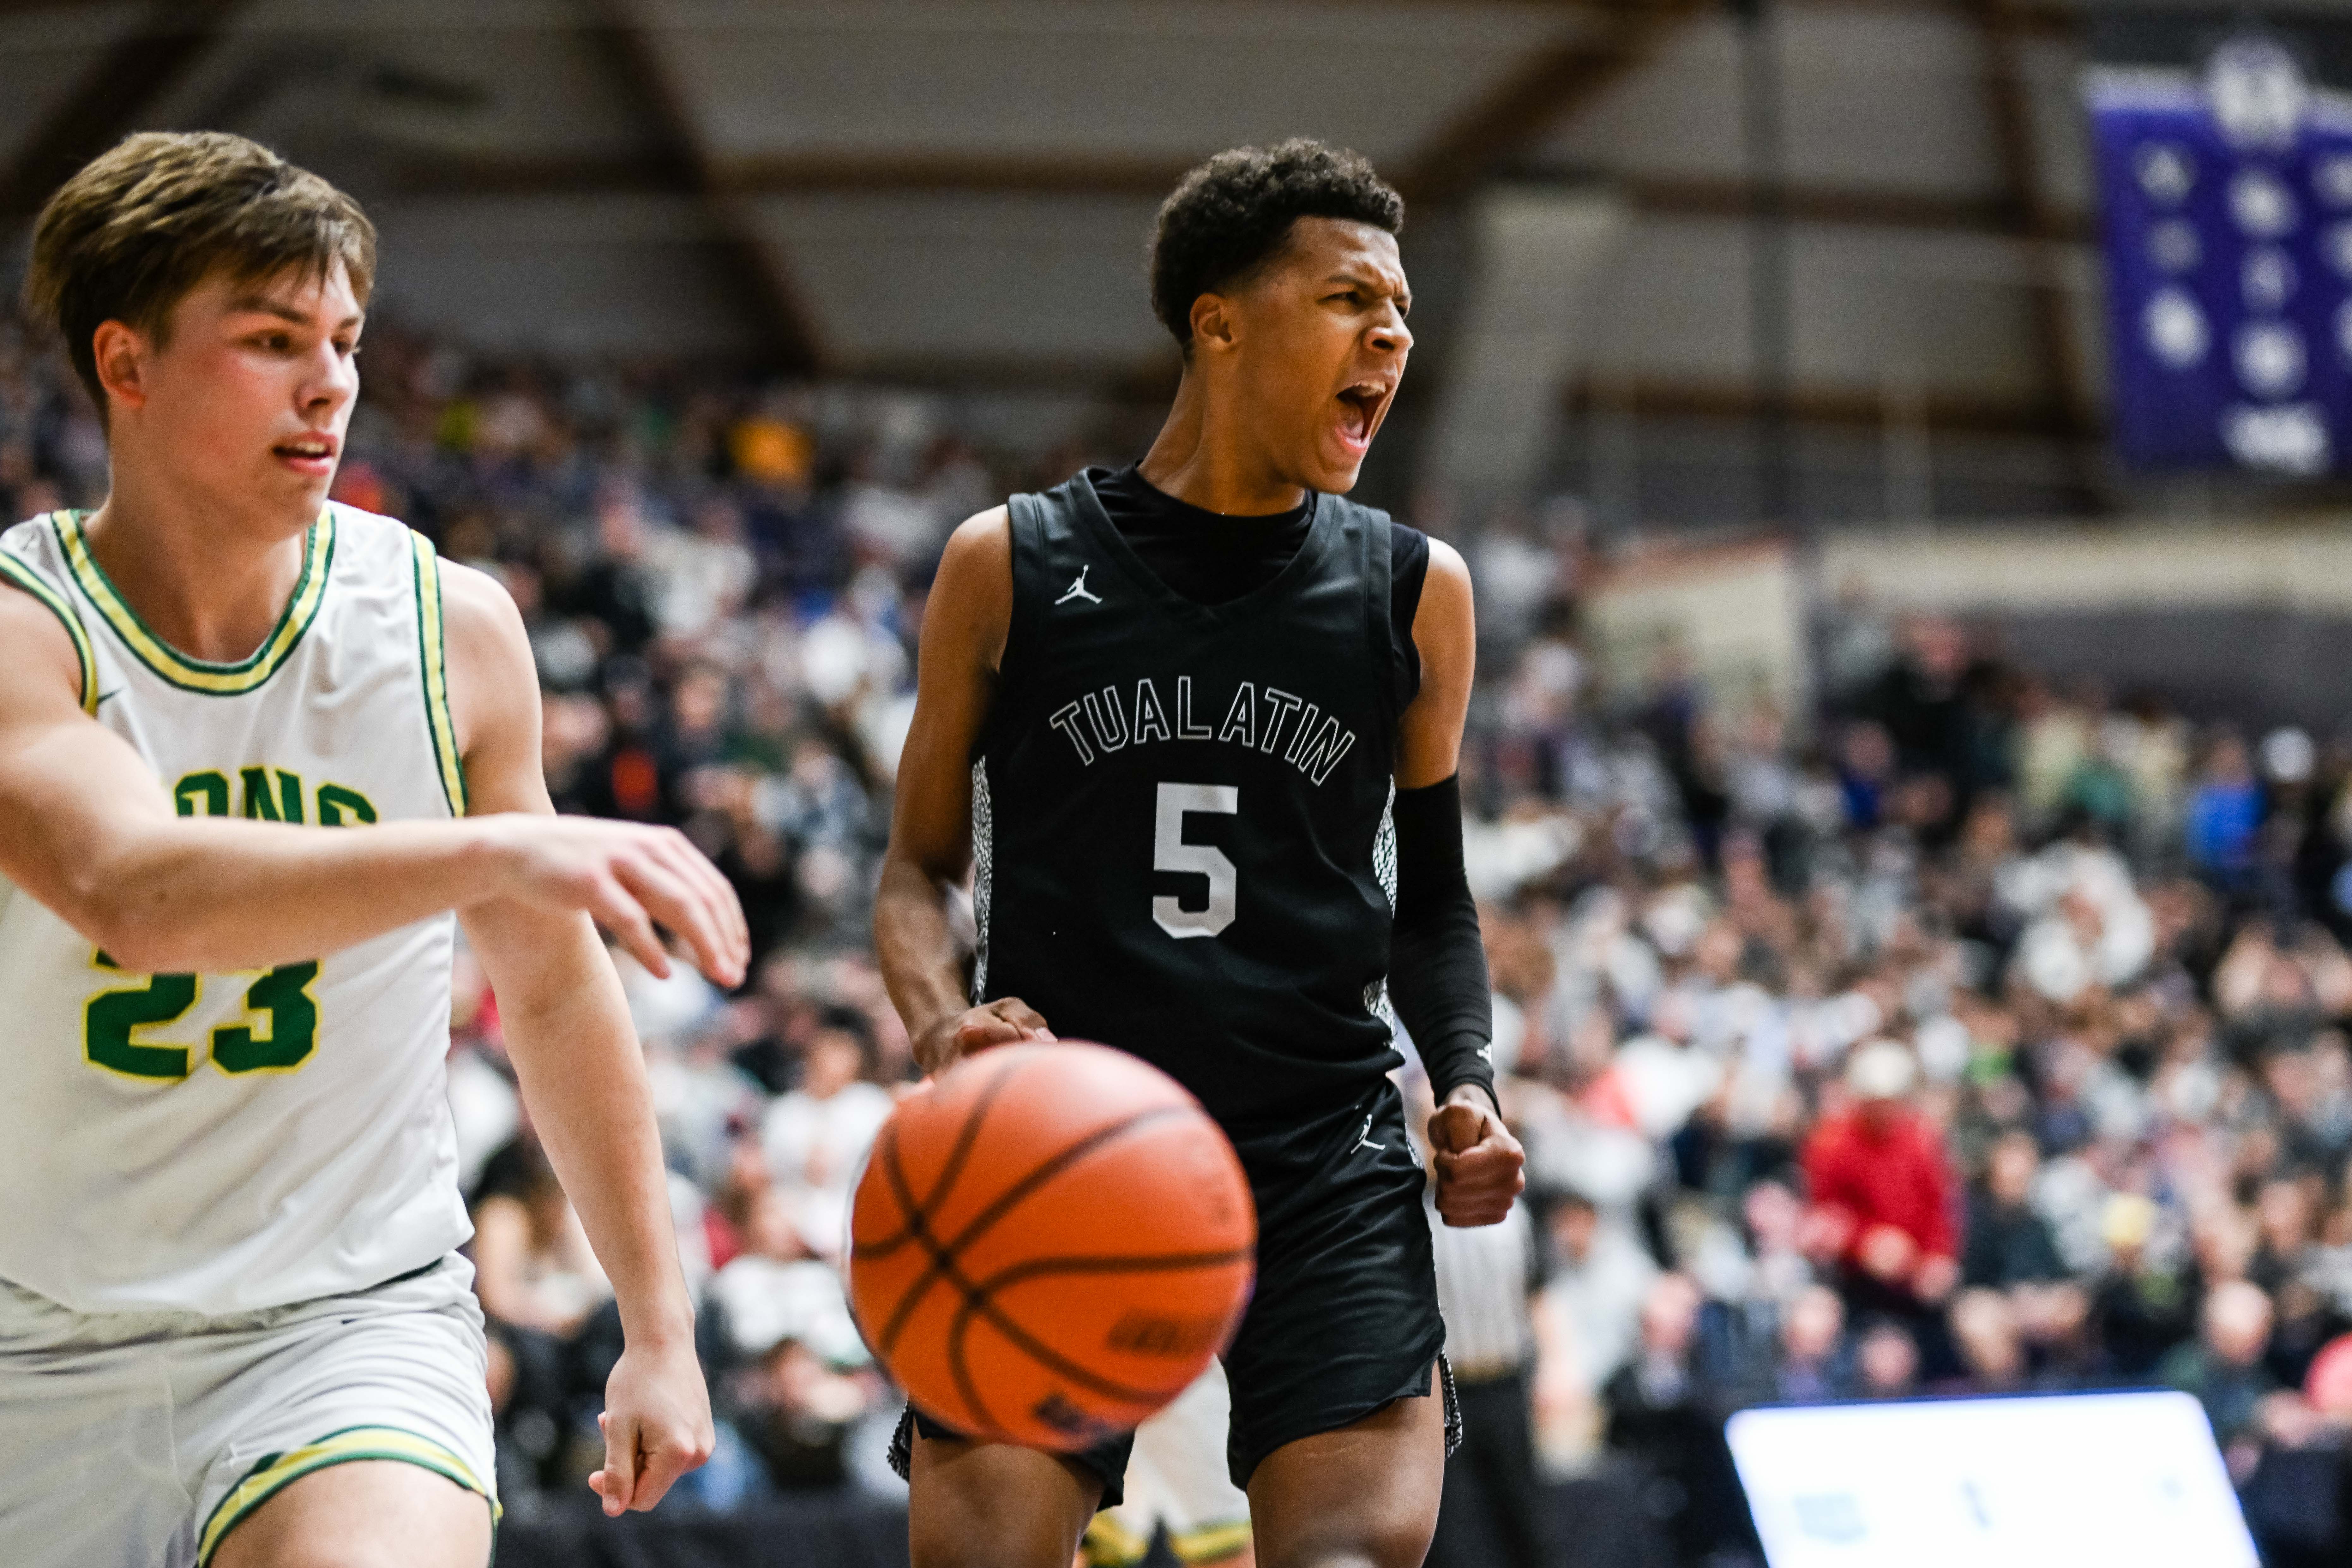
left=273, top=435, right=338, bottom=474
left=1334, top=381, right=1391, bottom=454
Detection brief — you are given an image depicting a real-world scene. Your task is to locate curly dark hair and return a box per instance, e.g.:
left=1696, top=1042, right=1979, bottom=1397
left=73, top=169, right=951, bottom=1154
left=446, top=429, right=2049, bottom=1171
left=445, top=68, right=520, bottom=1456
left=1149, top=139, right=1403, bottom=347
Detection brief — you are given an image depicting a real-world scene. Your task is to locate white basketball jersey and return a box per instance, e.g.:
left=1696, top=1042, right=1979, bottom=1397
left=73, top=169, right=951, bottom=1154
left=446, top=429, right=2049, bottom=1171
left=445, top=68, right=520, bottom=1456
left=0, top=503, right=475, bottom=1315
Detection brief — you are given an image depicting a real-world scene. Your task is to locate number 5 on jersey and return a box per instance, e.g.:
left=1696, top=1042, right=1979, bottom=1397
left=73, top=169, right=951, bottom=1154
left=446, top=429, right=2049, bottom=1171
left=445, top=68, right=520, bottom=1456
left=84, top=950, right=320, bottom=1081
left=1153, top=782, right=1238, bottom=939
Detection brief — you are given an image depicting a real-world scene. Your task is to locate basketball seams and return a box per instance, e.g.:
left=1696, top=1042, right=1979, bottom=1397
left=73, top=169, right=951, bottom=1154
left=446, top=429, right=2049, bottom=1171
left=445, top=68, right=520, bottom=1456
left=874, top=1102, right=1203, bottom=1367
left=875, top=1128, right=974, bottom=1359
left=947, top=1295, right=996, bottom=1434
left=935, top=1104, right=1198, bottom=1264
left=849, top=1044, right=1260, bottom=1450
left=852, top=1050, right=1028, bottom=1261
left=919, top=1050, right=1023, bottom=1213
left=970, top=1248, right=1254, bottom=1288
left=951, top=1287, right=1164, bottom=1409
left=947, top=1275, right=1217, bottom=1413
left=943, top=1249, right=1254, bottom=1441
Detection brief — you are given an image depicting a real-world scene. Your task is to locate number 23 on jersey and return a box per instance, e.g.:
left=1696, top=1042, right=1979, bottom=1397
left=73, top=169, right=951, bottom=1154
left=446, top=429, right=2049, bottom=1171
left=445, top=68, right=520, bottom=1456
left=83, top=949, right=320, bottom=1081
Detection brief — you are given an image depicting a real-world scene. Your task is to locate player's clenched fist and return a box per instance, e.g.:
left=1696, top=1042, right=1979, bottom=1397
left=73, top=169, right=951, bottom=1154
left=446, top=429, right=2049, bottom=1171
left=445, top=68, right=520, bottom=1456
left=475, top=814, right=750, bottom=989
left=1429, top=1091, right=1525, bottom=1227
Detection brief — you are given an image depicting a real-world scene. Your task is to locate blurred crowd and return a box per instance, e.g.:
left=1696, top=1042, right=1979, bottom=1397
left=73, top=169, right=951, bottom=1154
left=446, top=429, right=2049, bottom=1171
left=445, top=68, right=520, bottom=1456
left=8, top=314, right=2352, bottom=1561
left=1440, top=580, right=2352, bottom=1567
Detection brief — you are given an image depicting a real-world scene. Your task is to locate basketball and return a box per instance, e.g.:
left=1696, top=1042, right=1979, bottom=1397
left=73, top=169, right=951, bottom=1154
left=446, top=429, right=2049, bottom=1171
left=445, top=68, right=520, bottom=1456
left=848, top=1043, right=1256, bottom=1451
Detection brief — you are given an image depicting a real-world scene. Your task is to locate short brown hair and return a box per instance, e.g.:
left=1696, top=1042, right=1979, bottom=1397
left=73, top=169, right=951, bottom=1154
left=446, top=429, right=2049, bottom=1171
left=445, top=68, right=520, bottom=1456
left=25, top=131, right=375, bottom=409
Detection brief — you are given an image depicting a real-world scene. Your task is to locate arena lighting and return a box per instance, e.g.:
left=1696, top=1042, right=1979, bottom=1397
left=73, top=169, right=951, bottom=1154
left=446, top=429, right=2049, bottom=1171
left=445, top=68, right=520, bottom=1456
left=1726, top=1390, right=2259, bottom=1568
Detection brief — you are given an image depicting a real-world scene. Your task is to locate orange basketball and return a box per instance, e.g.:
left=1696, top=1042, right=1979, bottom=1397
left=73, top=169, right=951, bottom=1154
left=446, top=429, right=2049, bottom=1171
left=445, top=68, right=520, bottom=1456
left=848, top=1042, right=1256, bottom=1451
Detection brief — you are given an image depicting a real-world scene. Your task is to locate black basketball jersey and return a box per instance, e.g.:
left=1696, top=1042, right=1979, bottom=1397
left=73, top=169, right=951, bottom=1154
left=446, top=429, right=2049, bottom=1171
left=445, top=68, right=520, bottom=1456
left=972, top=469, right=1412, bottom=1135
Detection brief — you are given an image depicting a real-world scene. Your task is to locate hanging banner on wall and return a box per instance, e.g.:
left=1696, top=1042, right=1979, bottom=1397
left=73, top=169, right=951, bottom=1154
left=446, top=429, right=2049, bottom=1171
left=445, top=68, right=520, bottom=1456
left=2089, top=38, right=2352, bottom=476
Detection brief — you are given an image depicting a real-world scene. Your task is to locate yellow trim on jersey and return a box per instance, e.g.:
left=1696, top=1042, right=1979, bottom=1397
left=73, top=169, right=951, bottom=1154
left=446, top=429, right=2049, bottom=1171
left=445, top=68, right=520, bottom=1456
left=0, top=550, right=97, bottom=712
left=1171, top=1519, right=1255, bottom=1563
left=408, top=531, right=467, bottom=817
left=196, top=1424, right=497, bottom=1566
left=52, top=509, right=334, bottom=695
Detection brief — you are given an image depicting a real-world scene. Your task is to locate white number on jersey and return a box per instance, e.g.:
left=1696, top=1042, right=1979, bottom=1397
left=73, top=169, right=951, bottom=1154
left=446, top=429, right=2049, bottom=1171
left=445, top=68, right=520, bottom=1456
left=1152, top=782, right=1238, bottom=939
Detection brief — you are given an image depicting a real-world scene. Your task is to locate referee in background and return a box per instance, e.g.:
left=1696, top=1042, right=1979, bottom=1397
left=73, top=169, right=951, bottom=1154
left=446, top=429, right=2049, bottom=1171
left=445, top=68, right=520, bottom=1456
left=1421, top=1080, right=1543, bottom=1568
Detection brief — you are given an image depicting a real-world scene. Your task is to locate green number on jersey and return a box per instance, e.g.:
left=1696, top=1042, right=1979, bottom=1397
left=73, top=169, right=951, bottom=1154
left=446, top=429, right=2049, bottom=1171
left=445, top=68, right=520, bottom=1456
left=84, top=953, right=321, bottom=1079
left=84, top=953, right=196, bottom=1079
left=210, top=961, right=319, bottom=1073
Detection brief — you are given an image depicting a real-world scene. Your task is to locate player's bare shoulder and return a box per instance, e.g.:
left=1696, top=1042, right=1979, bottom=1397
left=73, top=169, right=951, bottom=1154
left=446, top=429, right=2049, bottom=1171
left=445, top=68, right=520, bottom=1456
left=1411, top=538, right=1476, bottom=684
left=0, top=573, right=87, bottom=723
left=435, top=554, right=532, bottom=647
left=1416, top=537, right=1475, bottom=643
left=925, top=504, right=1016, bottom=675
left=430, top=554, right=540, bottom=772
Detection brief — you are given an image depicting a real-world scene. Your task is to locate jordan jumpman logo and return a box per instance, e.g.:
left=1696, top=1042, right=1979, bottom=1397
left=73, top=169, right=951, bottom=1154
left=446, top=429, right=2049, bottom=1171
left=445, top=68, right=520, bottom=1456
left=1055, top=565, right=1102, bottom=606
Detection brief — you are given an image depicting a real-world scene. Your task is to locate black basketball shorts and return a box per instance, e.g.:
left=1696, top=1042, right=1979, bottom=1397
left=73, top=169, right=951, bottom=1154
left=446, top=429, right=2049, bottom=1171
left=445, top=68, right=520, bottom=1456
left=890, top=1077, right=1459, bottom=1507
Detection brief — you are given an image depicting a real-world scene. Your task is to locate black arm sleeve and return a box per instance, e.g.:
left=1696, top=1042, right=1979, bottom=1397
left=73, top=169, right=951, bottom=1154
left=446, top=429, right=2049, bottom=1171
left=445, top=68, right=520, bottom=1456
left=1387, top=773, right=1497, bottom=1109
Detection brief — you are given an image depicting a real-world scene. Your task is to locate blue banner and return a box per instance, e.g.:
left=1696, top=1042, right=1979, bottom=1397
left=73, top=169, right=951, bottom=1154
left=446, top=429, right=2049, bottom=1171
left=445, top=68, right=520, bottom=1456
left=2090, top=40, right=2352, bottom=475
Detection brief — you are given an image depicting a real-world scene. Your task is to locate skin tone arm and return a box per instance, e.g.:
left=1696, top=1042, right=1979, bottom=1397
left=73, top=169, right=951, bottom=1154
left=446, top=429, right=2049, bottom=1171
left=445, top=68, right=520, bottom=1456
left=1393, top=539, right=1524, bottom=1228
left=875, top=508, right=1054, bottom=1074
left=439, top=562, right=716, bottom=1516
left=0, top=590, right=745, bottom=984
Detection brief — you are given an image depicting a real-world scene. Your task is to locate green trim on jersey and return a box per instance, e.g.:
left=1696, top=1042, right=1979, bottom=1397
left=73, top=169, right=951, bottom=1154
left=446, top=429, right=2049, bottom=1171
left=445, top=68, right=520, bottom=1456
left=51, top=509, right=334, bottom=695
left=409, top=531, right=467, bottom=816
left=196, top=1423, right=498, bottom=1566
left=0, top=551, right=98, bottom=712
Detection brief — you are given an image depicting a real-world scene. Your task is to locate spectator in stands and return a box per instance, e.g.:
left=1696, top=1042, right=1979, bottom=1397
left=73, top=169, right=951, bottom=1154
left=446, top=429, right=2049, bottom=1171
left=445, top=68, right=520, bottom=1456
left=471, top=1138, right=614, bottom=1339
left=1533, top=1187, right=1658, bottom=1393
left=1603, top=1274, right=1750, bottom=1561
left=2093, top=1193, right=2199, bottom=1380
left=1761, top=1284, right=1850, bottom=1404
left=706, top=1186, right=864, bottom=1371
left=1601, top=1274, right=1705, bottom=1439
left=469, top=1137, right=616, bottom=1494
left=759, top=1005, right=893, bottom=1259
left=1854, top=1319, right=1921, bottom=1399
left=736, top=1337, right=881, bottom=1491
left=2165, top=1280, right=2280, bottom=1450
left=1948, top=1288, right=2029, bottom=1394
left=1801, top=1042, right=1960, bottom=1316
left=1963, top=1129, right=2068, bottom=1290
left=2187, top=733, right=2265, bottom=894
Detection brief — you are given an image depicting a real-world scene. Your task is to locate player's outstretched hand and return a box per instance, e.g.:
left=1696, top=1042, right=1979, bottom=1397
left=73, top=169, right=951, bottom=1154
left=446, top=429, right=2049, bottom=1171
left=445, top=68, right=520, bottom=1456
left=589, top=1336, right=715, bottom=1517
left=1429, top=1090, right=1525, bottom=1228
left=482, top=814, right=750, bottom=988
left=916, top=996, right=1054, bottom=1074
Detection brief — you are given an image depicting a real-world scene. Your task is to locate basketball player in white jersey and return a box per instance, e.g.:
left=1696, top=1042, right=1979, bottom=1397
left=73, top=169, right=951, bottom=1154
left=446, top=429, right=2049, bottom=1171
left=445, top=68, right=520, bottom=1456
left=0, top=133, right=745, bottom=1568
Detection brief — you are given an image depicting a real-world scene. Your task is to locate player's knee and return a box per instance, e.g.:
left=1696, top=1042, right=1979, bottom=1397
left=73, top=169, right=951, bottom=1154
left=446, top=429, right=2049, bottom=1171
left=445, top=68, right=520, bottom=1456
left=910, top=1500, right=1086, bottom=1568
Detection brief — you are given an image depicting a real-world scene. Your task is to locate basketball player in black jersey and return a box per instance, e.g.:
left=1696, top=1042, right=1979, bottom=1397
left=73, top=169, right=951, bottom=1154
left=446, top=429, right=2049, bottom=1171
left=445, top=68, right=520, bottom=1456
left=875, top=140, right=1523, bottom=1568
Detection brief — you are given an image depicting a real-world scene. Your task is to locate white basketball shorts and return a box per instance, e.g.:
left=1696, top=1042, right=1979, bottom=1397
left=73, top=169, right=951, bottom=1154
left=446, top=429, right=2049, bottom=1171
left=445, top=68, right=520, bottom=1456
left=0, top=1254, right=498, bottom=1568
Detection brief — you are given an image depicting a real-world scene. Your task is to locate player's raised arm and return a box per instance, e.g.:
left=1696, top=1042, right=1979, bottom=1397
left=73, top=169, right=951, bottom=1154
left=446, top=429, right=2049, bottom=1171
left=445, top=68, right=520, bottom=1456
left=0, top=570, right=746, bottom=985
left=1393, top=538, right=1525, bottom=1227
left=437, top=560, right=715, bottom=1516
left=875, top=506, right=1053, bottom=1073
